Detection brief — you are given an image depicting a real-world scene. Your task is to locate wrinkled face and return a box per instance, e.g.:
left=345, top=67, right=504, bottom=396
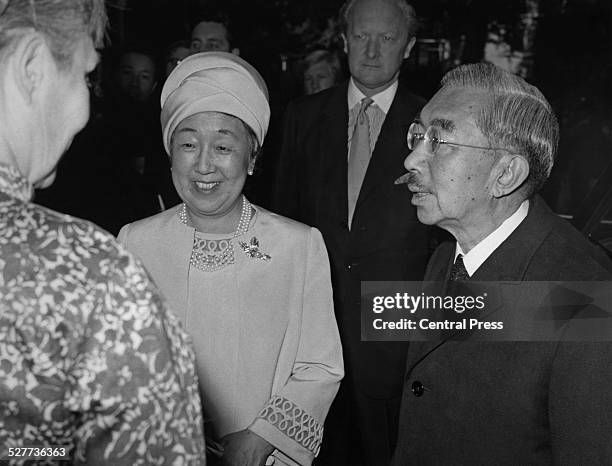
left=38, top=35, right=98, bottom=188
left=165, top=45, right=190, bottom=78
left=190, top=21, right=231, bottom=53
left=171, top=112, right=253, bottom=222
left=117, top=52, right=157, bottom=102
left=343, top=0, right=414, bottom=96
left=304, top=62, right=335, bottom=95
left=402, top=87, right=499, bottom=233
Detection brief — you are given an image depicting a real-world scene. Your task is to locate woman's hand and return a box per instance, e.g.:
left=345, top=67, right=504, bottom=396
left=220, top=429, right=275, bottom=466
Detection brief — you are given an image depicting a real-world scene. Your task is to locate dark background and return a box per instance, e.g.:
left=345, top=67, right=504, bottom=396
left=108, top=0, right=612, bottom=213
left=37, top=0, right=612, bottom=234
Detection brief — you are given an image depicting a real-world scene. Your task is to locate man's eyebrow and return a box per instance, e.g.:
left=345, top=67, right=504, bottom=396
left=430, top=118, right=455, bottom=132
left=413, top=117, right=455, bottom=132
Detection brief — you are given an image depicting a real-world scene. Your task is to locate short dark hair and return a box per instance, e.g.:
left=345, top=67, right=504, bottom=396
left=164, top=39, right=190, bottom=59
left=236, top=115, right=261, bottom=161
left=117, top=42, right=160, bottom=82
left=0, top=0, right=107, bottom=69
left=339, top=0, right=418, bottom=38
left=191, top=11, right=234, bottom=48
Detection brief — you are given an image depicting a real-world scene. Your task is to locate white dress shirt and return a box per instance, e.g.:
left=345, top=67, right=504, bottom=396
left=455, top=200, right=530, bottom=277
left=347, top=78, right=398, bottom=155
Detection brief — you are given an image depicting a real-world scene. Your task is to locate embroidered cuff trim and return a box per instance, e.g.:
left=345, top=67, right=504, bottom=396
left=256, top=395, right=323, bottom=456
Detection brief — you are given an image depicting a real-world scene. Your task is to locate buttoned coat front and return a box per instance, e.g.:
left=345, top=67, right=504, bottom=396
left=392, top=196, right=612, bottom=465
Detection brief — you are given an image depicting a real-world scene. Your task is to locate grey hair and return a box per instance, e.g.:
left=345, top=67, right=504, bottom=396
left=441, top=62, right=559, bottom=196
left=339, top=0, right=418, bottom=38
left=0, top=0, right=107, bottom=70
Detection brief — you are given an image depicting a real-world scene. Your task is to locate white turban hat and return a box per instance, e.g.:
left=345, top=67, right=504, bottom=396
left=160, top=51, right=270, bottom=155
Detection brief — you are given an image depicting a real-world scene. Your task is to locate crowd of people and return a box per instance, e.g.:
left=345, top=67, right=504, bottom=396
left=1, top=0, right=611, bottom=465
left=32, top=10, right=348, bottom=233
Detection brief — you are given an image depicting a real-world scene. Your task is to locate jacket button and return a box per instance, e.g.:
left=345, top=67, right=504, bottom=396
left=346, top=264, right=352, bottom=271
left=411, top=380, right=424, bottom=397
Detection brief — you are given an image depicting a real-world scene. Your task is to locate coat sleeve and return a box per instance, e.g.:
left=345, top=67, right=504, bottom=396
left=272, top=101, right=301, bottom=220
left=549, top=340, right=612, bottom=464
left=248, top=227, right=344, bottom=465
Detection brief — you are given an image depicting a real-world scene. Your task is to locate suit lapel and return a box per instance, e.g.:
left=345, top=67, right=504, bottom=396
left=355, top=85, right=413, bottom=211
left=407, top=197, right=555, bottom=373
left=471, top=196, right=553, bottom=281
left=406, top=244, right=454, bottom=369
left=318, top=83, right=350, bottom=228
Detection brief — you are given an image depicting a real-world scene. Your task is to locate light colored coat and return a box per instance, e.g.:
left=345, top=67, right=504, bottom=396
left=118, top=203, right=344, bottom=465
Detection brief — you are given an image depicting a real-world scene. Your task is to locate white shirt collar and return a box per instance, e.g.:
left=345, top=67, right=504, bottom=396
left=347, top=77, right=398, bottom=114
left=454, top=200, right=530, bottom=277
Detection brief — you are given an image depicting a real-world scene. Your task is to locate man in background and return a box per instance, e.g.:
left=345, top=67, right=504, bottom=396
left=274, top=0, right=430, bottom=463
left=106, top=45, right=180, bottom=230
left=116, top=47, right=158, bottom=102
left=190, top=11, right=239, bottom=55
left=0, top=1, right=205, bottom=463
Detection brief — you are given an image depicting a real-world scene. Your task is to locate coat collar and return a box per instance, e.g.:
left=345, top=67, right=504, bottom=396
left=471, top=196, right=554, bottom=281
left=0, top=163, right=33, bottom=203
left=407, top=196, right=554, bottom=371
left=143, top=202, right=267, bottom=322
left=145, top=205, right=194, bottom=318
left=319, top=83, right=351, bottom=228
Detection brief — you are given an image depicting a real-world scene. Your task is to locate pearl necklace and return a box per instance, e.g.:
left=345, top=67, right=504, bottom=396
left=179, top=196, right=252, bottom=272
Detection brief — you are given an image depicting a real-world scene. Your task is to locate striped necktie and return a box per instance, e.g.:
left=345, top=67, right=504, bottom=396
left=347, top=97, right=373, bottom=229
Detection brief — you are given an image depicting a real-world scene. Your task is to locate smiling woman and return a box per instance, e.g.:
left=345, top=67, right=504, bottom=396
left=170, top=111, right=255, bottom=233
left=117, top=52, right=344, bottom=466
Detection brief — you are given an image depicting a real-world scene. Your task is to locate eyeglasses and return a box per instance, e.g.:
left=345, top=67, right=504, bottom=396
left=407, top=122, right=512, bottom=155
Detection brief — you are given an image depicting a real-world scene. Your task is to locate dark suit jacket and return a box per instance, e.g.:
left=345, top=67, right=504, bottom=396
left=392, top=196, right=612, bottom=465
left=274, top=81, right=431, bottom=399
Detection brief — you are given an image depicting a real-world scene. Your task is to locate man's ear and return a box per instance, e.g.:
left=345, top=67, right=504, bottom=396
left=491, top=154, right=530, bottom=198
left=231, top=47, right=240, bottom=56
left=403, top=36, right=417, bottom=59
left=9, top=31, right=51, bottom=105
left=342, top=34, right=348, bottom=55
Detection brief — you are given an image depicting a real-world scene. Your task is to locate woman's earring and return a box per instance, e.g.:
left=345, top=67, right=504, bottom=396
left=248, top=153, right=257, bottom=176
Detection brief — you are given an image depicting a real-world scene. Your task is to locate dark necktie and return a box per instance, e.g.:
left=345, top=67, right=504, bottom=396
left=347, top=97, right=373, bottom=229
left=449, top=254, right=470, bottom=282
left=444, top=254, right=471, bottom=339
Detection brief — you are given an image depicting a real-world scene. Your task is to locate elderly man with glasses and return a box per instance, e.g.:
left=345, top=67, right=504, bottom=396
left=392, top=62, right=612, bottom=464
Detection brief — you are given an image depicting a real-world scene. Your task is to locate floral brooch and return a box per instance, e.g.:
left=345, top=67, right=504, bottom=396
left=239, top=237, right=271, bottom=261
